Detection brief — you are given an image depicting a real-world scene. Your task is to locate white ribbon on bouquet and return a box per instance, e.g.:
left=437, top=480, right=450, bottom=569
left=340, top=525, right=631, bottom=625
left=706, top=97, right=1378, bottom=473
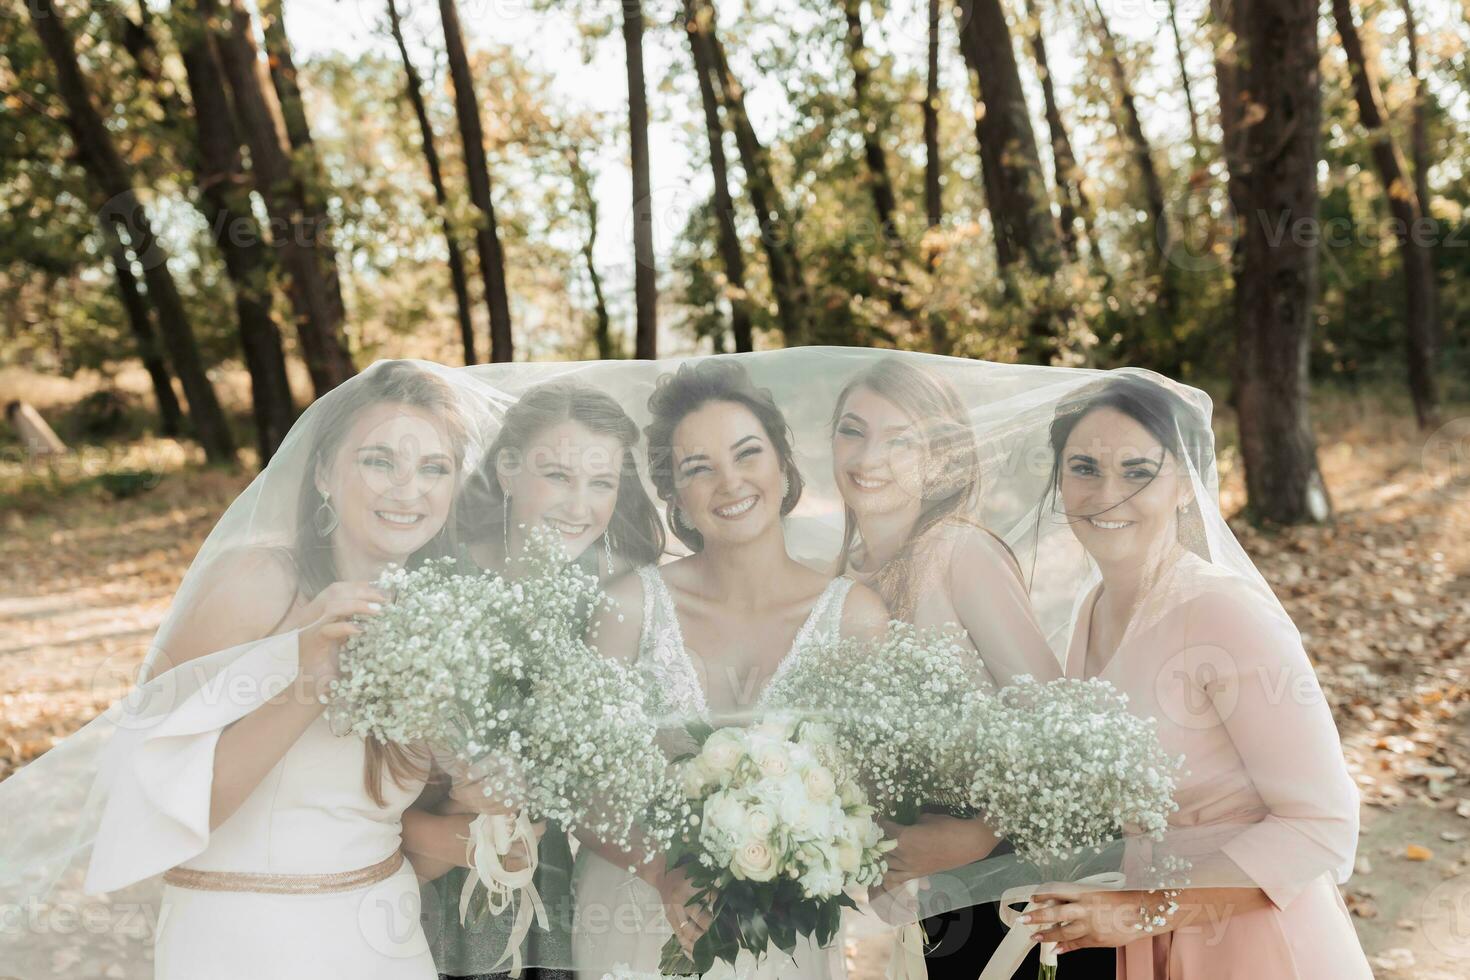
left=459, top=810, right=550, bottom=977
left=978, top=872, right=1127, bottom=979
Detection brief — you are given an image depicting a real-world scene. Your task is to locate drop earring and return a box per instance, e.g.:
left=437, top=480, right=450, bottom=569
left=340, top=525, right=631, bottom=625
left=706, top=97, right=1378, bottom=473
left=603, top=533, right=616, bottom=577
left=671, top=505, right=691, bottom=531
left=314, top=489, right=338, bottom=538
left=781, top=472, right=791, bottom=501
left=502, top=494, right=513, bottom=559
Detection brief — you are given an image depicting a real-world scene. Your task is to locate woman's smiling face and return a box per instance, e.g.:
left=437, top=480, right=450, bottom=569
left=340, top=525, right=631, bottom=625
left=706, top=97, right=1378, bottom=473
left=831, top=385, right=926, bottom=521
left=1059, top=406, right=1186, bottom=567
left=317, top=401, right=457, bottom=562
left=498, top=419, right=624, bottom=561
left=671, top=400, right=786, bottom=548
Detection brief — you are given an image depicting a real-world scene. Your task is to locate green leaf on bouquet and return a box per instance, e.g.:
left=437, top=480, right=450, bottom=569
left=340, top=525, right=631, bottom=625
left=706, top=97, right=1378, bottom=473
left=768, top=918, right=797, bottom=957
left=685, top=720, right=716, bottom=746
left=658, top=935, right=697, bottom=977
left=738, top=906, right=770, bottom=953
left=814, top=905, right=839, bottom=947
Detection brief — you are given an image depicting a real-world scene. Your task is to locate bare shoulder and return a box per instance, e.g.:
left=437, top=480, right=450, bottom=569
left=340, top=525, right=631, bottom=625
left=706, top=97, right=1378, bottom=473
left=839, top=579, right=889, bottom=641
left=155, top=546, right=302, bottom=670
left=944, top=521, right=1024, bottom=585
left=588, top=565, right=649, bottom=663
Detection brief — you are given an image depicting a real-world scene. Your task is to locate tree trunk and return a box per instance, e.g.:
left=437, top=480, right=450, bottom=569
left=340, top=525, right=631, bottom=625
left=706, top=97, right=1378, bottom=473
left=1397, top=0, right=1431, bottom=227
left=1397, top=0, right=1439, bottom=348
left=954, top=0, right=1064, bottom=362
left=1021, top=0, right=1092, bottom=262
left=386, top=0, right=476, bottom=365
left=564, top=145, right=615, bottom=359
left=691, top=0, right=810, bottom=346
left=1085, top=0, right=1174, bottom=309
left=30, top=0, right=236, bottom=464
left=256, top=0, right=312, bottom=151
left=923, top=0, right=950, bottom=353
left=122, top=10, right=295, bottom=461
left=683, top=1, right=753, bottom=353
left=103, top=221, right=184, bottom=437
left=621, top=0, right=658, bottom=359
left=194, top=0, right=356, bottom=396
left=439, top=0, right=514, bottom=362
left=841, top=0, right=912, bottom=324
left=1165, top=0, right=1204, bottom=165
left=1216, top=0, right=1330, bottom=525
left=1331, top=0, right=1439, bottom=428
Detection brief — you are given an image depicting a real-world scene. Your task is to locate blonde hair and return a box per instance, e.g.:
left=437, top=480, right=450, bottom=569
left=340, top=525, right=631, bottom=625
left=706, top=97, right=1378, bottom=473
left=831, top=359, right=982, bottom=618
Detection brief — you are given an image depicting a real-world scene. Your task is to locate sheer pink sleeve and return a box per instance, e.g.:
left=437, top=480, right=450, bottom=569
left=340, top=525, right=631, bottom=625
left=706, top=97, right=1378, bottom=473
left=1177, top=591, right=1359, bottom=909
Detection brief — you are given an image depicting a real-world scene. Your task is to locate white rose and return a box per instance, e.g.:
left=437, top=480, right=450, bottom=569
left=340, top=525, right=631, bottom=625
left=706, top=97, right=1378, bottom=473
left=838, top=779, right=866, bottom=809
left=785, top=798, right=834, bottom=839
left=836, top=841, right=862, bottom=875
left=843, top=813, right=877, bottom=848
left=752, top=742, right=791, bottom=778
left=801, top=766, right=836, bottom=804
left=704, top=791, right=747, bottom=837
left=700, top=729, right=745, bottom=777
left=745, top=804, right=777, bottom=839
left=681, top=760, right=713, bottom=798
left=732, top=839, right=778, bottom=881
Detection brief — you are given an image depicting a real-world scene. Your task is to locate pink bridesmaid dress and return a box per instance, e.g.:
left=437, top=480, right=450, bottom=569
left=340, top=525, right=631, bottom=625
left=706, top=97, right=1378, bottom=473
left=1063, top=554, right=1372, bottom=980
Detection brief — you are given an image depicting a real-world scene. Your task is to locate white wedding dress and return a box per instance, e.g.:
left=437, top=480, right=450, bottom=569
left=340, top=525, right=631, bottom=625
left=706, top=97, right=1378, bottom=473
left=85, top=629, right=437, bottom=979
left=572, top=566, right=854, bottom=980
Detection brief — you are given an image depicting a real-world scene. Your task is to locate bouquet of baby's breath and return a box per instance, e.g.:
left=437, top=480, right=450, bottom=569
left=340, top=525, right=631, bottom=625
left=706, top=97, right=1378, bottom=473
left=328, top=525, right=684, bottom=858
left=518, top=634, right=689, bottom=855
left=325, top=553, right=530, bottom=764
left=965, top=676, right=1182, bottom=867
left=762, top=623, right=987, bottom=822
left=965, top=676, right=1186, bottom=979
left=660, top=716, right=893, bottom=977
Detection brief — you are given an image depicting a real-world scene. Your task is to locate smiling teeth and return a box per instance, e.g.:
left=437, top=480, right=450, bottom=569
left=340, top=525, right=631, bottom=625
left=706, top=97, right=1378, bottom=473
left=714, top=496, right=757, bottom=518
left=1089, top=518, right=1133, bottom=530
left=377, top=511, right=422, bottom=526
left=547, top=520, right=589, bottom=535
left=850, top=474, right=887, bottom=490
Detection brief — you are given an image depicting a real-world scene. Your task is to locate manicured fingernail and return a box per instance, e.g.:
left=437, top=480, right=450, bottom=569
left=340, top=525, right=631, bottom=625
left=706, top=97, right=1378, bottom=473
left=368, top=602, right=382, bottom=611
left=1017, top=914, right=1030, bottom=923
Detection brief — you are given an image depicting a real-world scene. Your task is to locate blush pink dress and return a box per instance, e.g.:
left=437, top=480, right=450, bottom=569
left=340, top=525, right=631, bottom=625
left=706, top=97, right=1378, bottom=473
left=1063, top=554, right=1371, bottom=980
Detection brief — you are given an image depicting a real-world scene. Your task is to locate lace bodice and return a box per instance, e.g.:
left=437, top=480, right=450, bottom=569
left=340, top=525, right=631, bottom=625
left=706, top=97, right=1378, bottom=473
left=633, top=565, right=854, bottom=724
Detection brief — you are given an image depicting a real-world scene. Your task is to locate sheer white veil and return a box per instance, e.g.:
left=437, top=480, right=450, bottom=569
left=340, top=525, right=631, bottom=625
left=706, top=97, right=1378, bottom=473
left=0, top=349, right=1358, bottom=975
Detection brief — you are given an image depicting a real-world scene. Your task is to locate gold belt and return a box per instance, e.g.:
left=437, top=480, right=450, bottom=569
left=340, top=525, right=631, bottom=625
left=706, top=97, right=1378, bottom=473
left=162, top=850, right=404, bottom=895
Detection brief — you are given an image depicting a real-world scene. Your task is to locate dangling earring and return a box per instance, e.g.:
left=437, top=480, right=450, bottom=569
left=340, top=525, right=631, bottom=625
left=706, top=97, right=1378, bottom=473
left=314, top=489, right=338, bottom=538
left=602, top=533, right=616, bottom=577
left=502, top=494, right=513, bottom=559
left=781, top=472, right=791, bottom=501
left=671, top=505, right=691, bottom=531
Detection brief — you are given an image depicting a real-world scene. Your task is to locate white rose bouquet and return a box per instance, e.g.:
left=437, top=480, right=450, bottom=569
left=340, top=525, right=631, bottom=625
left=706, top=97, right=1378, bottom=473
left=659, top=717, right=893, bottom=977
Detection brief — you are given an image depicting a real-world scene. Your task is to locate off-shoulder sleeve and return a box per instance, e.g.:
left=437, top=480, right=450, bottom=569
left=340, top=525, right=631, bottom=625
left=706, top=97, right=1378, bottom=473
left=1177, top=591, right=1359, bottom=909
left=84, top=630, right=302, bottom=893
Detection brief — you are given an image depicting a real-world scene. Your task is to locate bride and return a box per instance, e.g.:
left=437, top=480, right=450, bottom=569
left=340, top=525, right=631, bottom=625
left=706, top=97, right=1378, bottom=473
left=80, top=362, right=496, bottom=979
left=572, top=359, right=886, bottom=979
